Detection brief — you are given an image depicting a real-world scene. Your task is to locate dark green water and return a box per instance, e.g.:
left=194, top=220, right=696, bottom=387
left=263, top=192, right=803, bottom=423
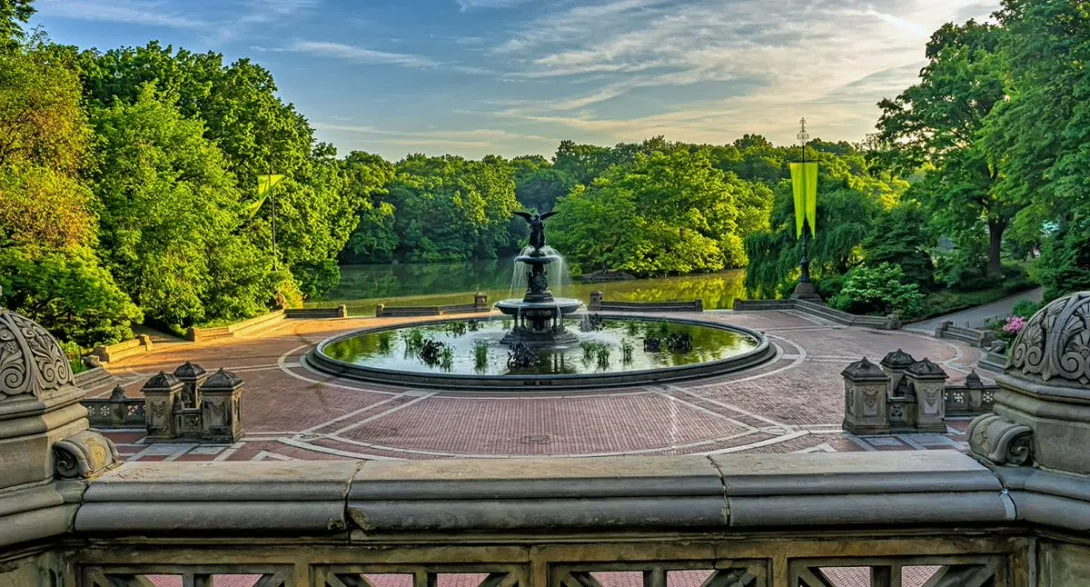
left=321, top=318, right=757, bottom=376
left=307, top=260, right=746, bottom=316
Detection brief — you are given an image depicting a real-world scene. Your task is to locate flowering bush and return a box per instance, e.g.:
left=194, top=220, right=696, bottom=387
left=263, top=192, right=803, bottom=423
left=1003, top=316, right=1027, bottom=337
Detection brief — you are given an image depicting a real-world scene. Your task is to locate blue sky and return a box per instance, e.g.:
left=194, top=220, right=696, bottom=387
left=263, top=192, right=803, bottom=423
left=32, top=0, right=999, bottom=160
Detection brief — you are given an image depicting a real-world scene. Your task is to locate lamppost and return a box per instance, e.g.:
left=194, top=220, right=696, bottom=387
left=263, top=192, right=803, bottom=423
left=791, top=117, right=822, bottom=301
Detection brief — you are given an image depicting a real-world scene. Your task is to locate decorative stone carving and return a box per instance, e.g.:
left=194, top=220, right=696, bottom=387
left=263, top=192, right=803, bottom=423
left=841, top=357, right=890, bottom=434
left=53, top=430, right=120, bottom=479
left=1007, top=292, right=1090, bottom=385
left=0, top=308, right=74, bottom=401
left=200, top=368, right=245, bottom=442
left=905, top=358, right=949, bottom=433
left=967, top=413, right=1033, bottom=466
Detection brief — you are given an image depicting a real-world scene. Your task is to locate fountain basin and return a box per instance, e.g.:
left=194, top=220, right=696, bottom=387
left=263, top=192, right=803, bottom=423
left=306, top=315, right=776, bottom=391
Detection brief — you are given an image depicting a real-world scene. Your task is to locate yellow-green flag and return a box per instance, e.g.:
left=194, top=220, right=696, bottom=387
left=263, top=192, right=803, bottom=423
left=243, top=175, right=286, bottom=219
left=790, top=162, right=818, bottom=238
left=257, top=174, right=284, bottom=196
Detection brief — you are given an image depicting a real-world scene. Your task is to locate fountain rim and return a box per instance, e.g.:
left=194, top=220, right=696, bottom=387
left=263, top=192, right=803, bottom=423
left=305, top=313, right=776, bottom=392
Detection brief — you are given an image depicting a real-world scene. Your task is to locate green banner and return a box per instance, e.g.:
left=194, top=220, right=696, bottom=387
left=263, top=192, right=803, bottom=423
left=790, top=162, right=818, bottom=238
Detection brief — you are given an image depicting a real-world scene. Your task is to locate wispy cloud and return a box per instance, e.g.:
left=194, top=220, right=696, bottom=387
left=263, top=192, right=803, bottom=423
left=456, top=0, right=533, bottom=11
left=34, top=0, right=207, bottom=28
left=289, top=41, right=439, bottom=68
left=485, top=0, right=1001, bottom=145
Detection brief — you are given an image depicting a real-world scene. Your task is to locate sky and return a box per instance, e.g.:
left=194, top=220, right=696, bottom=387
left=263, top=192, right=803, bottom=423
left=31, top=0, right=1000, bottom=161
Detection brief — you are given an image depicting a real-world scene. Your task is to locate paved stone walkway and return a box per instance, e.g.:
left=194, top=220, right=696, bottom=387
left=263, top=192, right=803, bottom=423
left=96, top=309, right=988, bottom=463
left=906, top=287, right=1043, bottom=332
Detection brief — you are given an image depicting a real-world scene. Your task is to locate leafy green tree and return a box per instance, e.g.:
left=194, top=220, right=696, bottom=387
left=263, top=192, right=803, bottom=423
left=861, top=201, right=935, bottom=291
left=551, top=150, right=766, bottom=277
left=514, top=164, right=576, bottom=213
left=387, top=155, right=519, bottom=262
left=877, top=21, right=1015, bottom=275
left=90, top=87, right=276, bottom=326
left=342, top=151, right=398, bottom=263
left=982, top=0, right=1090, bottom=300
left=0, top=246, right=142, bottom=346
left=0, top=0, right=34, bottom=51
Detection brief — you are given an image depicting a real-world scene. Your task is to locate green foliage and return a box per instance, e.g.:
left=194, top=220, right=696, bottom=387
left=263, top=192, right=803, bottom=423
left=832, top=264, right=924, bottom=317
left=386, top=155, right=519, bottom=262
left=0, top=0, right=34, bottom=51
left=0, top=247, right=142, bottom=346
left=877, top=20, right=1016, bottom=276
left=1037, top=220, right=1090, bottom=301
left=551, top=150, right=767, bottom=277
left=90, top=88, right=277, bottom=327
left=1012, top=299, right=1041, bottom=319
left=861, top=202, right=935, bottom=290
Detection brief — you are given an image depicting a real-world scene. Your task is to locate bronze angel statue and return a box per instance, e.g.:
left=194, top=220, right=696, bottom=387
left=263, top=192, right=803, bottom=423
left=513, top=210, right=557, bottom=252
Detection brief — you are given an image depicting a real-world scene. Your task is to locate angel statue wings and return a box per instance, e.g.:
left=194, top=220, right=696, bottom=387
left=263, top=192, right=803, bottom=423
left=513, top=210, right=557, bottom=252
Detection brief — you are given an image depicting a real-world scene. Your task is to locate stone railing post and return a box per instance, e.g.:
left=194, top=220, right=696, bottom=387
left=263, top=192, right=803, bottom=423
left=173, top=361, right=207, bottom=410
left=474, top=292, right=488, bottom=312
left=905, top=358, right=949, bottom=433
left=934, top=320, right=952, bottom=339
left=142, top=372, right=183, bottom=441
left=376, top=303, right=386, bottom=317
left=337, top=304, right=348, bottom=318
left=841, top=357, right=891, bottom=434
left=200, top=368, right=245, bottom=442
left=880, top=349, right=915, bottom=397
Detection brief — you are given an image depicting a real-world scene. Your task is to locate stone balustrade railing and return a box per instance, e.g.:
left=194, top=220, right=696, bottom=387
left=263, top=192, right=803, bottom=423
left=8, top=451, right=1089, bottom=586
left=377, top=293, right=491, bottom=317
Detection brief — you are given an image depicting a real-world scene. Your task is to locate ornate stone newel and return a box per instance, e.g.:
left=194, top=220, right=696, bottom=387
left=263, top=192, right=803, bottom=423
left=969, top=292, right=1090, bottom=474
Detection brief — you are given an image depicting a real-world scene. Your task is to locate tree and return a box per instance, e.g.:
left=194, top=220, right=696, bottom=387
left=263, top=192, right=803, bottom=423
left=0, top=246, right=142, bottom=346
left=342, top=151, right=397, bottom=263
left=550, top=150, right=766, bottom=277
left=90, top=87, right=276, bottom=326
left=387, top=155, right=519, bottom=262
left=0, top=0, right=34, bottom=51
left=861, top=201, right=935, bottom=291
left=877, top=21, right=1015, bottom=275
left=982, top=0, right=1090, bottom=300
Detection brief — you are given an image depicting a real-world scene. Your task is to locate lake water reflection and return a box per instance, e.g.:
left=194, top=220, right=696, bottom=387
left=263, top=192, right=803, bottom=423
left=308, top=260, right=746, bottom=316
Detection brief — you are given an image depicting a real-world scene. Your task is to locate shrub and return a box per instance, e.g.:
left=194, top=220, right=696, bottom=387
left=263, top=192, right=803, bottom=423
left=831, top=264, right=924, bottom=317
left=1011, top=299, right=1041, bottom=319
left=861, top=202, right=935, bottom=291
left=815, top=274, right=845, bottom=300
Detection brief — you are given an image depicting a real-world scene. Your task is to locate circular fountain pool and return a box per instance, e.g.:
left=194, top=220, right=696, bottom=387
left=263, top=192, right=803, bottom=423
left=306, top=315, right=775, bottom=391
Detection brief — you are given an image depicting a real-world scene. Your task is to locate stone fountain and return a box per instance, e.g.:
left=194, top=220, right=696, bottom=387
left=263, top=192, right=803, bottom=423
left=494, top=211, right=583, bottom=347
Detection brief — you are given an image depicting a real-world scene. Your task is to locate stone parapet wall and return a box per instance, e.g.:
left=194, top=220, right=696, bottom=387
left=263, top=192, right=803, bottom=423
left=185, top=309, right=285, bottom=342
left=732, top=299, right=900, bottom=330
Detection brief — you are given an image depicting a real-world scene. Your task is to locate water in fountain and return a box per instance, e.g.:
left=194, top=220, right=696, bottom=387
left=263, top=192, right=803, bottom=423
left=509, top=245, right=566, bottom=298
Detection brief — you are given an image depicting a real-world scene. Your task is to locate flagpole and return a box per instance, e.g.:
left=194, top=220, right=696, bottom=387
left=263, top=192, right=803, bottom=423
left=798, top=118, right=811, bottom=285
left=270, top=171, right=277, bottom=272
left=791, top=117, right=822, bottom=302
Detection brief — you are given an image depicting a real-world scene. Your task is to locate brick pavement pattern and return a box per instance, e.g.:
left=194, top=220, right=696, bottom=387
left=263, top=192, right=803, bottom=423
left=95, top=310, right=987, bottom=463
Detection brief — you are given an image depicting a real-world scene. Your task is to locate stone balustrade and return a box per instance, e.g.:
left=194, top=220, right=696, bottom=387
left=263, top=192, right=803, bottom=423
left=4, top=294, right=1090, bottom=587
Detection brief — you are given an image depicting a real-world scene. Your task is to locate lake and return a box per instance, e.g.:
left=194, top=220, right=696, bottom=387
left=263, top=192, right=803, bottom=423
left=307, top=259, right=746, bottom=316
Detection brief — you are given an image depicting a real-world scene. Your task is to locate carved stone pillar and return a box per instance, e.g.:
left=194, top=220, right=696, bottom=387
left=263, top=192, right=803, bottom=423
left=971, top=292, right=1090, bottom=474
left=880, top=349, right=916, bottom=398
left=173, top=361, right=207, bottom=410
left=142, top=372, right=183, bottom=441
left=905, top=358, right=949, bottom=433
left=200, top=368, right=245, bottom=442
left=0, top=307, right=119, bottom=550
left=841, top=357, right=891, bottom=434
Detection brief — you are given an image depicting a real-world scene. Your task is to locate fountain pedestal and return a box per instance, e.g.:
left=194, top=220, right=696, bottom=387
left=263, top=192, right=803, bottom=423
left=496, top=251, right=582, bottom=348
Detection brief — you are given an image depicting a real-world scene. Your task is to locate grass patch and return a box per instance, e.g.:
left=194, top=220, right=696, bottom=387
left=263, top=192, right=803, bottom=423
left=69, top=359, right=88, bottom=375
